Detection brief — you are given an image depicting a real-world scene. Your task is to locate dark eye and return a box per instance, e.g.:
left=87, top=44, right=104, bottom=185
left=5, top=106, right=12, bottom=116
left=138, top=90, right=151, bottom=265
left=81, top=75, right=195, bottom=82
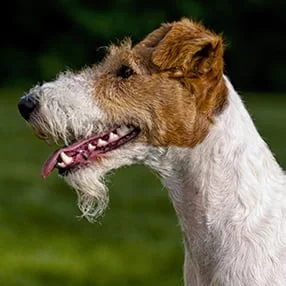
left=116, top=65, right=134, bottom=79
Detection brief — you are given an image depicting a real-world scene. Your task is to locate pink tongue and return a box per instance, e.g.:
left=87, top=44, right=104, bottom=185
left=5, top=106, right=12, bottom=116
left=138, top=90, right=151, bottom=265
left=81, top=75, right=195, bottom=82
left=40, top=129, right=119, bottom=178
left=41, top=136, right=93, bottom=178
left=41, top=149, right=62, bottom=178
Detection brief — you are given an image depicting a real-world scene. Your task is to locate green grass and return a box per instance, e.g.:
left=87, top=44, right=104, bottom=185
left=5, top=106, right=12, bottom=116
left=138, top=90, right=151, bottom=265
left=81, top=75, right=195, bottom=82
left=0, top=88, right=285, bottom=286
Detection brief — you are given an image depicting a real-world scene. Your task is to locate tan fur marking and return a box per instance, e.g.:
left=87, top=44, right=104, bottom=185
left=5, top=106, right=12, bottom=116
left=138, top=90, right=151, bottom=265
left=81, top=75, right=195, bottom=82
left=93, top=18, right=227, bottom=148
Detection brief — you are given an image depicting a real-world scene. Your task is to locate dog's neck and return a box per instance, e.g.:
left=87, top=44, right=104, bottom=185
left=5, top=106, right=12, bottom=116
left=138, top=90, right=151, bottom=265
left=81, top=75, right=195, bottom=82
left=146, top=77, right=286, bottom=285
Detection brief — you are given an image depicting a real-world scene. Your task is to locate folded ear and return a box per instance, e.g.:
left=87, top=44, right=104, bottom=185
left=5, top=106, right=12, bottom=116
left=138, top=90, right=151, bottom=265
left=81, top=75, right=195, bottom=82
left=137, top=18, right=224, bottom=77
left=136, top=23, right=173, bottom=49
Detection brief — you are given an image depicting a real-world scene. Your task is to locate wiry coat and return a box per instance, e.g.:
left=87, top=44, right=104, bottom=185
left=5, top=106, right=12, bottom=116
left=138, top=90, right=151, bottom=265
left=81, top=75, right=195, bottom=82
left=19, top=19, right=286, bottom=285
left=147, top=78, right=286, bottom=285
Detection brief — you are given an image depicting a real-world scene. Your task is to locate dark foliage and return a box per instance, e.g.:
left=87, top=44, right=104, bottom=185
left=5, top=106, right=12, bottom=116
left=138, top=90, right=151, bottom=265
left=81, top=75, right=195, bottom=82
left=1, top=0, right=286, bottom=91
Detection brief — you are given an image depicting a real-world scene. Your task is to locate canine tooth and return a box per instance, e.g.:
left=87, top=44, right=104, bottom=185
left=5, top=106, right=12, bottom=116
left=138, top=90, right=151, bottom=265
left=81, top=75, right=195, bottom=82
left=88, top=143, right=96, bottom=151
left=57, top=162, right=66, bottom=168
left=109, top=132, right=119, bottom=142
left=60, top=152, right=73, bottom=165
left=98, top=138, right=108, bottom=147
left=117, top=125, right=130, bottom=136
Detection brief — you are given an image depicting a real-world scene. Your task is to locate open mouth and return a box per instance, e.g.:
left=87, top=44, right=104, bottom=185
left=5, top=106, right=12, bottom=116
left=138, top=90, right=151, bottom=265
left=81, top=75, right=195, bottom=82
left=41, top=125, right=140, bottom=178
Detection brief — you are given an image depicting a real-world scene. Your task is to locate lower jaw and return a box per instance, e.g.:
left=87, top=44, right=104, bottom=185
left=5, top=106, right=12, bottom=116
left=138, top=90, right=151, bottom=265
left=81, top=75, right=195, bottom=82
left=58, top=155, right=103, bottom=176
left=41, top=124, right=142, bottom=178
left=58, top=162, right=86, bottom=176
left=57, top=129, right=141, bottom=176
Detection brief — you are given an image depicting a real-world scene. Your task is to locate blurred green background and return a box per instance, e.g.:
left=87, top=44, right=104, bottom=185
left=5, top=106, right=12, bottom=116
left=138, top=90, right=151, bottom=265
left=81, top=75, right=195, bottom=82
left=1, top=1, right=286, bottom=285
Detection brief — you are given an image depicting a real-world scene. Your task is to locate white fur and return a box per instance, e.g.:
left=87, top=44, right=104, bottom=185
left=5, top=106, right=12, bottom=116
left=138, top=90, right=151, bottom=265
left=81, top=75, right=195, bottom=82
left=64, top=143, right=152, bottom=221
left=145, top=77, right=286, bottom=285
left=31, top=71, right=286, bottom=285
left=30, top=69, right=106, bottom=145
left=30, top=69, right=154, bottom=220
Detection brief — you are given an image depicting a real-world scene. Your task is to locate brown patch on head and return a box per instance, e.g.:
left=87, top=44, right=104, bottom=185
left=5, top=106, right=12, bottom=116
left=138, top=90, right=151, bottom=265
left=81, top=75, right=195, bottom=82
left=93, top=18, right=227, bottom=148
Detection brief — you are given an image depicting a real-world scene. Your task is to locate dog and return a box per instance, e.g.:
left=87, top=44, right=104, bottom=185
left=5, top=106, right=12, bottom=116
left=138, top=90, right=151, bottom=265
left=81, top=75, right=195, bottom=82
left=18, top=18, right=286, bottom=285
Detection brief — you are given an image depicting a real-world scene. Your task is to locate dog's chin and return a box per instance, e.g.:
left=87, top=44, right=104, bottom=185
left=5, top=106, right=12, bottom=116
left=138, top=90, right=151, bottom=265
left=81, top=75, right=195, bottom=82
left=62, top=143, right=151, bottom=221
left=37, top=121, right=152, bottom=221
left=63, top=161, right=109, bottom=222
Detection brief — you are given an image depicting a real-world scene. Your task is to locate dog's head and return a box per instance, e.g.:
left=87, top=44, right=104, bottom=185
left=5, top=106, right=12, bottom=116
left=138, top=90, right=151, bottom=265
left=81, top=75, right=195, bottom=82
left=18, top=19, right=226, bottom=220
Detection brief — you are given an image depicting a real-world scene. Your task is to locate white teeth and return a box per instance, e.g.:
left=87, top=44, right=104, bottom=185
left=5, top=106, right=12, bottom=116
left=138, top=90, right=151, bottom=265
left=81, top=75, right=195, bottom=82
left=117, top=125, right=130, bottom=136
left=97, top=138, right=108, bottom=147
left=57, top=162, right=67, bottom=168
left=108, top=132, right=119, bottom=142
left=88, top=143, right=96, bottom=151
left=60, top=152, right=73, bottom=165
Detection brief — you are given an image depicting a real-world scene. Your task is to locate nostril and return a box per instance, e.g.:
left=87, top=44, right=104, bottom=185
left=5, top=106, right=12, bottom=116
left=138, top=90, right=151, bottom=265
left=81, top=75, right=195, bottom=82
left=18, top=94, right=37, bottom=121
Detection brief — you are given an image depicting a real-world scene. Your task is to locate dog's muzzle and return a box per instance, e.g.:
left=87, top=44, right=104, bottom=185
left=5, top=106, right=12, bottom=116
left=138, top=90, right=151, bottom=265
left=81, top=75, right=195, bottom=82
left=17, top=93, right=37, bottom=121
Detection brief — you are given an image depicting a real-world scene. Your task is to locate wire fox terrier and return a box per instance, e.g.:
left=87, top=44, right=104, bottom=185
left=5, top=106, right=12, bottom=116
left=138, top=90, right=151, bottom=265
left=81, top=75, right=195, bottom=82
left=18, top=19, right=286, bottom=285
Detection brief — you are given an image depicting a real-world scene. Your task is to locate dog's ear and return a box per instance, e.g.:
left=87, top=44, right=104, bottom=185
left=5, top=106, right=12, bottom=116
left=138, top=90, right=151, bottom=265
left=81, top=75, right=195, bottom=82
left=136, top=23, right=173, bottom=50
left=137, top=18, right=224, bottom=77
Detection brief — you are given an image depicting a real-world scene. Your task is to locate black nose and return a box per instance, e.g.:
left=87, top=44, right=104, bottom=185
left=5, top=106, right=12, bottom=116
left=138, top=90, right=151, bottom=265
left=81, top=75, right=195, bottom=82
left=18, top=93, right=37, bottom=121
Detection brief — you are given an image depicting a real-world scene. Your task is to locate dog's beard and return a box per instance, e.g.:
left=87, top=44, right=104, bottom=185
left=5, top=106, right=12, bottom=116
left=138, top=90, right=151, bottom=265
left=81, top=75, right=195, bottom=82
left=61, top=144, right=151, bottom=221
left=64, top=164, right=109, bottom=222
